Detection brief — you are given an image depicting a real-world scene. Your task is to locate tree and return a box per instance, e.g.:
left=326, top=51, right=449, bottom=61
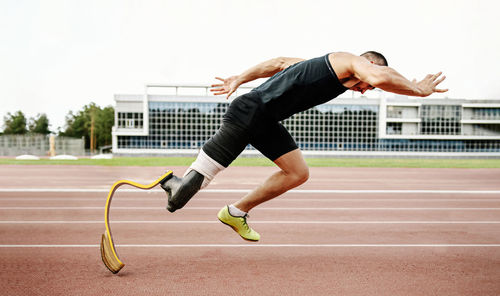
left=28, top=113, right=51, bottom=135
left=60, top=103, right=115, bottom=150
left=3, top=111, right=28, bottom=134
left=95, top=106, right=115, bottom=148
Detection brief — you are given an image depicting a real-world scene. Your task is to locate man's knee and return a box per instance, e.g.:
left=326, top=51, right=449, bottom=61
left=288, top=166, right=309, bottom=186
left=297, top=166, right=310, bottom=184
left=274, top=149, right=309, bottom=187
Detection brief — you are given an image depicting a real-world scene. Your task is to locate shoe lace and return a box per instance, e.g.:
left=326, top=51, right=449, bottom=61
left=241, top=214, right=250, bottom=231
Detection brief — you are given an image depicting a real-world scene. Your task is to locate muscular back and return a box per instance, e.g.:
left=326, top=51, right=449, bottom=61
left=251, top=54, right=348, bottom=121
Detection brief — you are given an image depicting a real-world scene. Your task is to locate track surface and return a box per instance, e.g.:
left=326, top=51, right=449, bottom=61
left=1, top=165, right=500, bottom=295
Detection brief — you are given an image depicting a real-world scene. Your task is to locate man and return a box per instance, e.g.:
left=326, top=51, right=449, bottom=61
left=160, top=51, right=447, bottom=241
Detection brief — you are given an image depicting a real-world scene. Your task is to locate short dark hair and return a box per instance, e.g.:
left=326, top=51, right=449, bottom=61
left=361, top=51, right=388, bottom=66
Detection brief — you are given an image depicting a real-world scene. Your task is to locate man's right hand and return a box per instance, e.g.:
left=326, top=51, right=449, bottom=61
left=415, top=72, right=448, bottom=97
left=210, top=76, right=241, bottom=99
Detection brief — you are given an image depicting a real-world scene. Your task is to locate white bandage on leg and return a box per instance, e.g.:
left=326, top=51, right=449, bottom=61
left=183, top=149, right=225, bottom=189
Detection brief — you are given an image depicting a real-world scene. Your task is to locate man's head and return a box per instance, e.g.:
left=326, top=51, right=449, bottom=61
left=351, top=51, right=388, bottom=94
left=360, top=51, right=388, bottom=66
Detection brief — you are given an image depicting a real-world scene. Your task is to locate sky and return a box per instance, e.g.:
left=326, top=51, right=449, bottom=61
left=1, top=0, right=499, bottom=131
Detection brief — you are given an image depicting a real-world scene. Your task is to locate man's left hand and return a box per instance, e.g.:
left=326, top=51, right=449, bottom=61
left=210, top=76, right=240, bottom=99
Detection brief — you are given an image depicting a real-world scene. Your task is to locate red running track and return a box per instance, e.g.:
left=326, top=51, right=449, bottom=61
left=1, top=165, right=500, bottom=295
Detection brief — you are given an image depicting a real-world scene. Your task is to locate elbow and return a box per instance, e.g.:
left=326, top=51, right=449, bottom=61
left=261, top=57, right=287, bottom=74
left=273, top=57, right=288, bottom=70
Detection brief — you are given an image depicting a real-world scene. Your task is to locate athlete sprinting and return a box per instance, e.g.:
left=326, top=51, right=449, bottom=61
left=160, top=51, right=448, bottom=241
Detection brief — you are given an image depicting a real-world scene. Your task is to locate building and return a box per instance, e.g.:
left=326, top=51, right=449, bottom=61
left=112, top=85, right=500, bottom=158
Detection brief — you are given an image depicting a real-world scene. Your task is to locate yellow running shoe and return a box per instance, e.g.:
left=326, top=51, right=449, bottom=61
left=217, top=206, right=260, bottom=242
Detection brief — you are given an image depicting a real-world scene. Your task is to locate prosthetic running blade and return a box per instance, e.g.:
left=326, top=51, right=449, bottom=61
left=100, top=171, right=173, bottom=274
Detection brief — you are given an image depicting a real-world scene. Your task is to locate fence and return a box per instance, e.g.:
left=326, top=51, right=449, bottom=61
left=0, top=134, right=85, bottom=156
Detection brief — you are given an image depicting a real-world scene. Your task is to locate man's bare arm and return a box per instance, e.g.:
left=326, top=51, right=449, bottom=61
left=351, top=56, right=448, bottom=97
left=211, top=57, right=305, bottom=98
left=236, top=57, right=304, bottom=83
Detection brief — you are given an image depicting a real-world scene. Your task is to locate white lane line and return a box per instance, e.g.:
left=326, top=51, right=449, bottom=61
left=1, top=220, right=500, bottom=224
left=1, top=198, right=499, bottom=202
left=1, top=244, right=500, bottom=248
left=2, top=206, right=500, bottom=210
left=1, top=189, right=500, bottom=194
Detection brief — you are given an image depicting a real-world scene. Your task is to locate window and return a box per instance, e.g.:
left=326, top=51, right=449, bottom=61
left=117, top=112, right=144, bottom=129
left=472, top=108, right=500, bottom=120
left=386, top=122, right=402, bottom=135
left=420, top=105, right=461, bottom=135
left=387, top=106, right=403, bottom=118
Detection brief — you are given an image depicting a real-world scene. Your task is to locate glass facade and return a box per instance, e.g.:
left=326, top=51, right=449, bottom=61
left=420, top=105, right=461, bottom=135
left=472, top=108, right=500, bottom=120
left=283, top=105, right=378, bottom=150
left=377, top=139, right=499, bottom=152
left=117, top=102, right=381, bottom=151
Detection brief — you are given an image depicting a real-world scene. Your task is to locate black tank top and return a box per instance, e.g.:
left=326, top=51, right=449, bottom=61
left=251, top=54, right=348, bottom=121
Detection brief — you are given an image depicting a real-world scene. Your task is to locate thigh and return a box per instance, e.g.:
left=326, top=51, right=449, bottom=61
left=224, top=92, right=264, bottom=128
left=202, top=119, right=250, bottom=167
left=250, top=121, right=298, bottom=162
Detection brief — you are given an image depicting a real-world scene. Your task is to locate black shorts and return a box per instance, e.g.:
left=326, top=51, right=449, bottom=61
left=202, top=93, right=298, bottom=167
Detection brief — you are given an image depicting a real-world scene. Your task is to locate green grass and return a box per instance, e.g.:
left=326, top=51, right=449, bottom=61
left=1, top=157, right=500, bottom=168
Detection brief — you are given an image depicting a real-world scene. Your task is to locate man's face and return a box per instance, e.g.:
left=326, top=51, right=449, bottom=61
left=350, top=81, right=375, bottom=94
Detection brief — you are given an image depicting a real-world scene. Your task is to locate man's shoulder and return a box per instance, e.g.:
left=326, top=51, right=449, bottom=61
left=328, top=52, right=357, bottom=79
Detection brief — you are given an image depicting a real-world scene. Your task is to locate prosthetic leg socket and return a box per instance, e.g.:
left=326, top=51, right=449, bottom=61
left=160, top=170, right=204, bottom=212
